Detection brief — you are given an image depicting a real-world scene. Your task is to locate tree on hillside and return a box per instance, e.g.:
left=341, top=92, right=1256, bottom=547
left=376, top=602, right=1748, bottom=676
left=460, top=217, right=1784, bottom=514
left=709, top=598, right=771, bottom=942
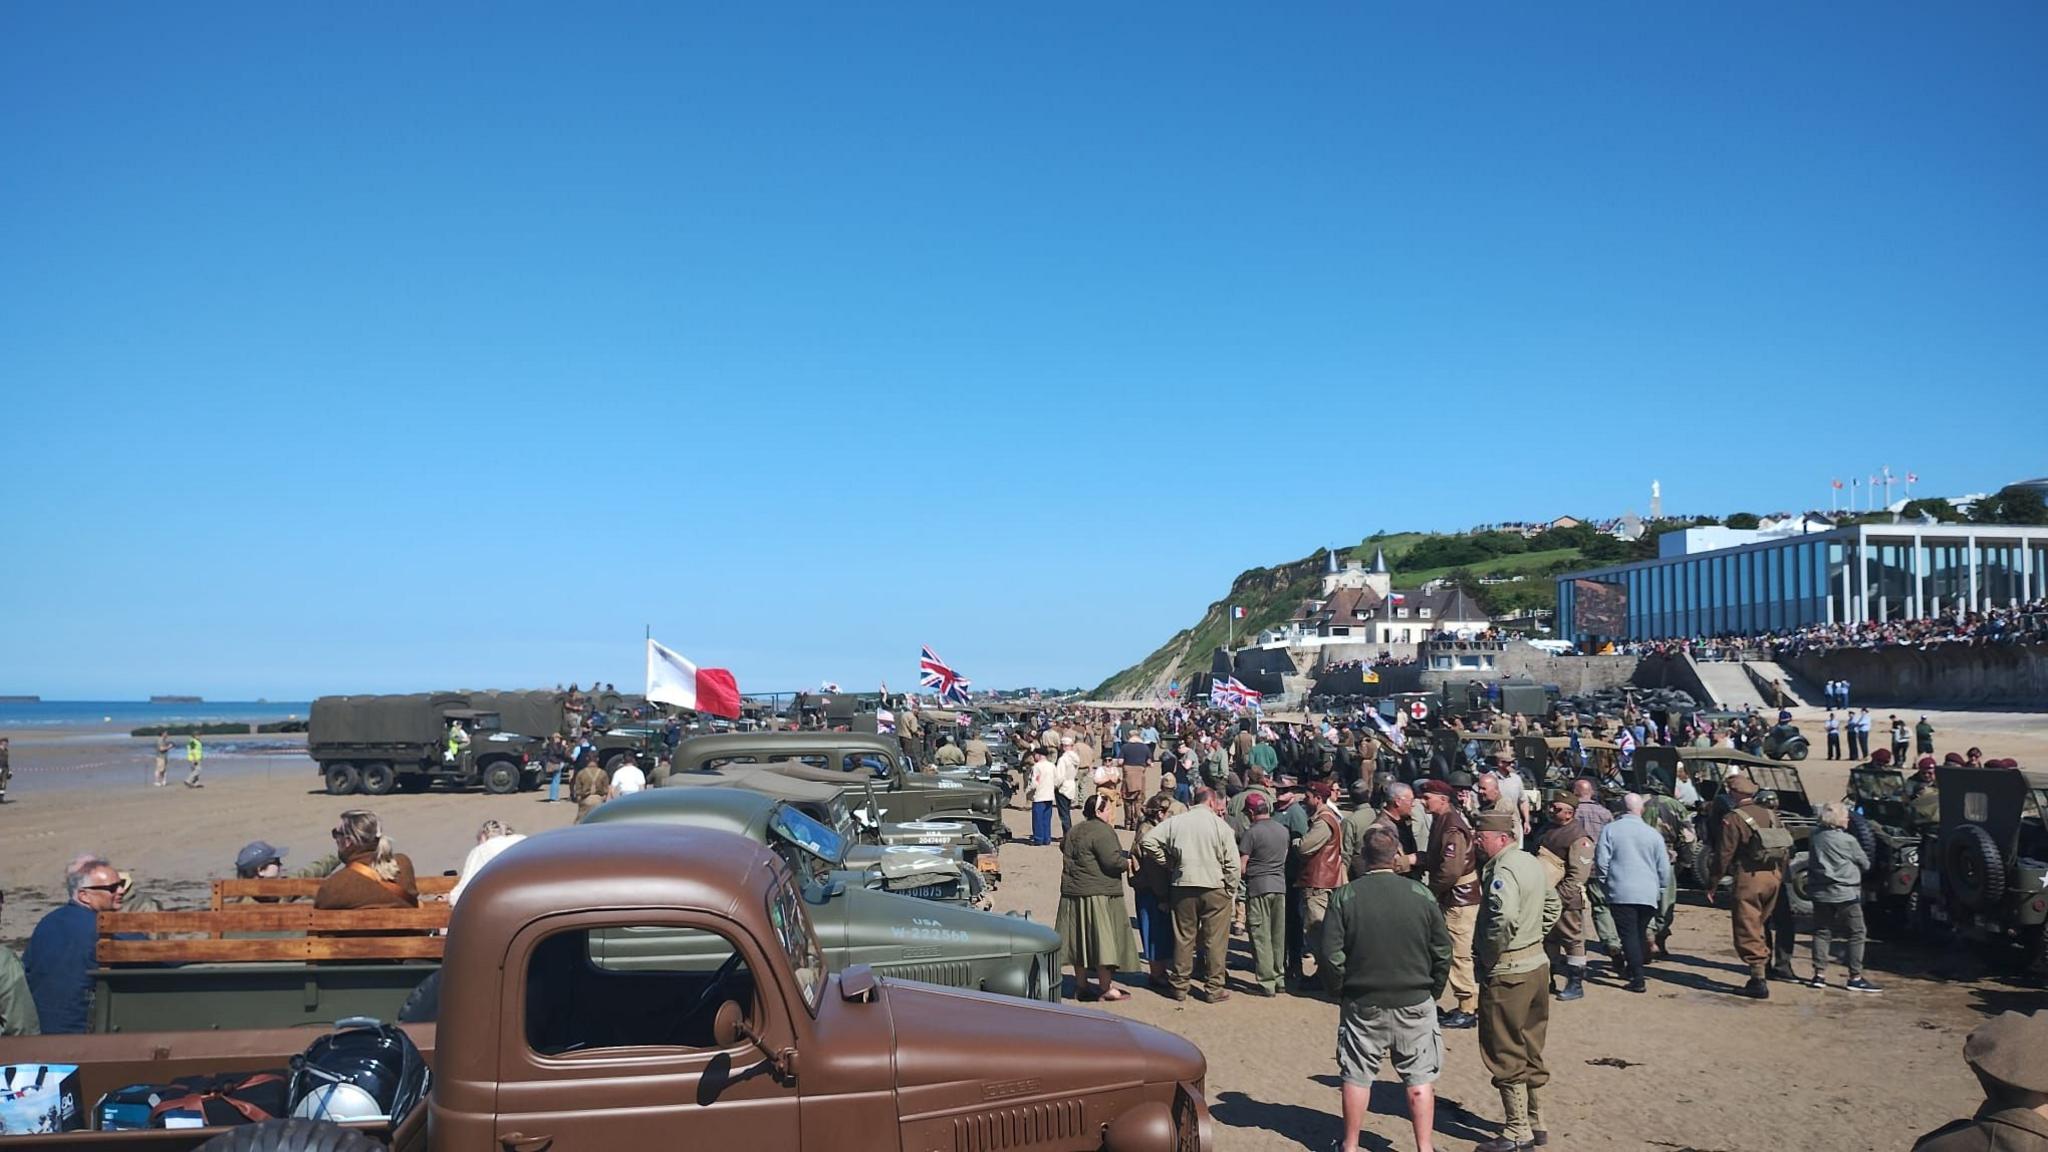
left=1725, top=512, right=1761, bottom=529
left=1969, top=485, right=2048, bottom=526
left=1900, top=498, right=1963, bottom=523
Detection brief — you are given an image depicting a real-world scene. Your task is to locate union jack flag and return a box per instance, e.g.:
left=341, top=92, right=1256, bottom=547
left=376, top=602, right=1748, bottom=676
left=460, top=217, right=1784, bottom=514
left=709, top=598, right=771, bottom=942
left=918, top=645, right=972, bottom=705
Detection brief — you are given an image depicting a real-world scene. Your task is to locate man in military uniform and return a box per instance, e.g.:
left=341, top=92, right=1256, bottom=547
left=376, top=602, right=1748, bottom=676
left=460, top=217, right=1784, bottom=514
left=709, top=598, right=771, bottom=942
left=570, top=756, right=611, bottom=823
left=1420, top=779, right=1481, bottom=1028
left=1537, top=793, right=1594, bottom=1001
left=1706, top=774, right=1790, bottom=999
left=962, top=730, right=991, bottom=768
left=1373, top=781, right=1425, bottom=876
left=1473, top=810, right=1561, bottom=1152
left=1294, top=781, right=1346, bottom=988
left=933, top=735, right=966, bottom=767
left=1641, top=786, right=1693, bottom=960
left=1339, top=780, right=1379, bottom=877
left=1912, top=1010, right=2048, bottom=1151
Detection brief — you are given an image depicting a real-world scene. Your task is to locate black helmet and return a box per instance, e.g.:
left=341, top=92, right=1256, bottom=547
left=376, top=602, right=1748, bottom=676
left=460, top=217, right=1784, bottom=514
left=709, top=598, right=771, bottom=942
left=290, top=1018, right=429, bottom=1125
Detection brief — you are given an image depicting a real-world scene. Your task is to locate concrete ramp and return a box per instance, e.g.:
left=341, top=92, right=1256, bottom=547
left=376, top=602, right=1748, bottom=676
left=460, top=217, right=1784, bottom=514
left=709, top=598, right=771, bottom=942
left=1741, top=660, right=1809, bottom=708
left=1688, top=657, right=1768, bottom=710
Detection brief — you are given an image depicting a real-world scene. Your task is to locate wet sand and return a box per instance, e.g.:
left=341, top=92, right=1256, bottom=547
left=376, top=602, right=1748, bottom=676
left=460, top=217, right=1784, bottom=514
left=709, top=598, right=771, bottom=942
left=2, top=709, right=2043, bottom=1150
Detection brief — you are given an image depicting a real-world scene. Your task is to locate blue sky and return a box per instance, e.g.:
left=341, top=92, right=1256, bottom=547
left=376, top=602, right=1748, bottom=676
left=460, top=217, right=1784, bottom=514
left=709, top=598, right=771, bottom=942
left=3, top=3, right=2044, bottom=698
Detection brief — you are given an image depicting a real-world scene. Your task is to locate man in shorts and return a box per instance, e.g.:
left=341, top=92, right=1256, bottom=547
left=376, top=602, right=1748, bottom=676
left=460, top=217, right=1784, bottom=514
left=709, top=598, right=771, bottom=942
left=1323, top=827, right=1452, bottom=1152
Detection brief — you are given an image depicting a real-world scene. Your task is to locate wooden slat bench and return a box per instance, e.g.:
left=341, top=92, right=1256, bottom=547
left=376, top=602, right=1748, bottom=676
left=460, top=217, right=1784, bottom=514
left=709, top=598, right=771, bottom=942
left=98, top=880, right=455, bottom=964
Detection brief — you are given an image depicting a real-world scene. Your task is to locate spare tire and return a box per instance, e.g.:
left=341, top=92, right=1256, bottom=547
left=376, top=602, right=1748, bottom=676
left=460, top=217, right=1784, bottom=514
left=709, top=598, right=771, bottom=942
left=397, top=968, right=441, bottom=1024
left=1848, top=811, right=1877, bottom=860
left=195, top=1119, right=385, bottom=1152
left=1942, top=824, right=2008, bottom=911
left=1785, top=851, right=1814, bottom=917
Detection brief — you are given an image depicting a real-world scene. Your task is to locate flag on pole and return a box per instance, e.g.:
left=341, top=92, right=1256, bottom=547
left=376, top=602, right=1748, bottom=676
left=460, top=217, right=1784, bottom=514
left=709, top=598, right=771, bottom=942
left=645, top=639, right=742, bottom=719
left=1208, top=676, right=1263, bottom=712
left=1389, top=592, right=1407, bottom=605
left=1906, top=472, right=1918, bottom=484
left=1230, top=606, right=1247, bottom=620
left=1831, top=479, right=1843, bottom=490
left=918, top=645, right=972, bottom=706
left=1368, top=709, right=1405, bottom=750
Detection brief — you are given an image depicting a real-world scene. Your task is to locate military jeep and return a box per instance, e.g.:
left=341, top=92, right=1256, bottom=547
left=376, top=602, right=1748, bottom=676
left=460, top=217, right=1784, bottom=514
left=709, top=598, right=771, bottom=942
left=1848, top=765, right=1923, bottom=930
left=1679, top=749, right=1816, bottom=891
left=1916, top=766, right=2048, bottom=975
left=585, top=788, right=1060, bottom=998
left=675, top=732, right=1008, bottom=840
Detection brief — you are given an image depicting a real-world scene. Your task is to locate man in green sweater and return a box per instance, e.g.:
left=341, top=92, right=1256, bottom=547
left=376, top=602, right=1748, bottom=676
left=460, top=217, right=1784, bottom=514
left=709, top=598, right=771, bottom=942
left=1323, top=827, right=1452, bottom=1152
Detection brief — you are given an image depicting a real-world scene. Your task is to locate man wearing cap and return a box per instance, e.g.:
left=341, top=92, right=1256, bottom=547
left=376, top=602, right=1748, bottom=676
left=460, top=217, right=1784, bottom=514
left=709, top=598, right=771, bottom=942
left=1339, top=780, right=1379, bottom=878
left=1294, top=780, right=1347, bottom=990
left=1236, top=791, right=1290, bottom=996
left=1473, top=810, right=1560, bottom=1152
left=233, top=841, right=288, bottom=901
left=1913, top=1010, right=2048, bottom=1151
left=1537, top=792, right=1594, bottom=1001
left=1705, top=772, right=1787, bottom=999
left=1420, top=779, right=1481, bottom=1029
left=1490, top=753, right=1529, bottom=836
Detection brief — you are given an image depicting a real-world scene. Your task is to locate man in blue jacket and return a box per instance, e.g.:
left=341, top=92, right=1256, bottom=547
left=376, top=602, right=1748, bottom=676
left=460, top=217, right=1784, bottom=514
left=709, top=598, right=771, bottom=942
left=23, top=859, right=123, bottom=1034
left=1594, top=795, right=1672, bottom=994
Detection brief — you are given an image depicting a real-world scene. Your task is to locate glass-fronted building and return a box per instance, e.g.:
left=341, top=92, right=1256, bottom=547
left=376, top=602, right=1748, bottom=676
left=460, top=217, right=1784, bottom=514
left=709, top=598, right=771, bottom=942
left=1556, top=524, right=2048, bottom=643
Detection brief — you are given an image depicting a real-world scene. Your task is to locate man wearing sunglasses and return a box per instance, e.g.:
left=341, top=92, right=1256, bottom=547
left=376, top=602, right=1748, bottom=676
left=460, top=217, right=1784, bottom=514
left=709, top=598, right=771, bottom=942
left=23, top=859, right=123, bottom=1034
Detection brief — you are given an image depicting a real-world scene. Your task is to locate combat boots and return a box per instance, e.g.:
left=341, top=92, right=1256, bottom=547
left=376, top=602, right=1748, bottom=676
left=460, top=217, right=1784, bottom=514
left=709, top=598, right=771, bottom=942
left=1555, top=971, right=1584, bottom=1002
left=1476, top=1082, right=1534, bottom=1152
left=1741, top=975, right=1770, bottom=999
left=1528, top=1085, right=1549, bottom=1147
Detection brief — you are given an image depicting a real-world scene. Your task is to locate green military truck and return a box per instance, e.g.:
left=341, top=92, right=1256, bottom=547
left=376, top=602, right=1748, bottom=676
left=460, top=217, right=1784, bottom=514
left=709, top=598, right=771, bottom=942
left=308, top=693, right=543, bottom=796
left=674, top=732, right=1007, bottom=842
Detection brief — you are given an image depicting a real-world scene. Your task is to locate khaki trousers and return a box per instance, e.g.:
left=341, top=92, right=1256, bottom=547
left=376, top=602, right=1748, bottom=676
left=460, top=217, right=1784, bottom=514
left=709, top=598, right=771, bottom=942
left=1301, top=886, right=1336, bottom=981
left=1443, top=902, right=1478, bottom=1012
left=1731, top=868, right=1783, bottom=976
left=1479, top=967, right=1552, bottom=1095
left=1170, top=886, right=1231, bottom=997
left=1245, top=891, right=1286, bottom=992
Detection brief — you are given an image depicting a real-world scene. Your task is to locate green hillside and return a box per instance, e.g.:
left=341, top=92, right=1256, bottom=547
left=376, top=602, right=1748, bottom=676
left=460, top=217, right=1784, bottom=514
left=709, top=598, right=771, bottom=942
left=1091, top=527, right=1627, bottom=699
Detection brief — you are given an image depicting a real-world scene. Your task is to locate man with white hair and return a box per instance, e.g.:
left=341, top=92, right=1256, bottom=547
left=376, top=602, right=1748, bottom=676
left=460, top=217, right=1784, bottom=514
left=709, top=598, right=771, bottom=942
left=1804, top=801, right=1878, bottom=992
left=1594, top=794, right=1672, bottom=994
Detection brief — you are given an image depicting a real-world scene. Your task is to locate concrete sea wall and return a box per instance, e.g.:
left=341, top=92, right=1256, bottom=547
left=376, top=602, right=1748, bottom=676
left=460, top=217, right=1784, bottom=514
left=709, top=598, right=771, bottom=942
left=1784, top=646, right=2048, bottom=709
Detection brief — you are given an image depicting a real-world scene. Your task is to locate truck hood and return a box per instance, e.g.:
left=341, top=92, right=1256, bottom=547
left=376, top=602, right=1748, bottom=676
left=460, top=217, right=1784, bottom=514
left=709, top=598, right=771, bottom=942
left=880, top=979, right=1204, bottom=1101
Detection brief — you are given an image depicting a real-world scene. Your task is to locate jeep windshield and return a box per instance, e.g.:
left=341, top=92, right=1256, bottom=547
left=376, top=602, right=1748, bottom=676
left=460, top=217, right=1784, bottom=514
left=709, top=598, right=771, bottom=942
left=768, top=802, right=847, bottom=869
left=1852, top=771, right=1907, bottom=802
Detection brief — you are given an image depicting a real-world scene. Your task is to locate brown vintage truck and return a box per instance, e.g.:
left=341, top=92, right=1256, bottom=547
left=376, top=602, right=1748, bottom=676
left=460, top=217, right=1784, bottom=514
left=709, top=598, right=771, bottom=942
left=0, top=822, right=1212, bottom=1152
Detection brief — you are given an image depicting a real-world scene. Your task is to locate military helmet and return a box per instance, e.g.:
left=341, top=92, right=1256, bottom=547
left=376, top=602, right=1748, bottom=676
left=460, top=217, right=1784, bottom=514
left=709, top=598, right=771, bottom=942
left=1754, top=788, right=1780, bottom=810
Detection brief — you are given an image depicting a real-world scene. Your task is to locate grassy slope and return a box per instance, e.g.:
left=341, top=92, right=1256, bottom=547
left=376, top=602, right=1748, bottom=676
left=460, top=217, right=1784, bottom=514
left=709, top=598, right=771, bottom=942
left=1091, top=534, right=1590, bottom=698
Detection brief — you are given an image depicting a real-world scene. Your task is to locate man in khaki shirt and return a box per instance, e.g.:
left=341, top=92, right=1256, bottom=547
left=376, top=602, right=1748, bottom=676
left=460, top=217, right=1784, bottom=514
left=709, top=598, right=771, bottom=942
left=1140, top=788, right=1242, bottom=1002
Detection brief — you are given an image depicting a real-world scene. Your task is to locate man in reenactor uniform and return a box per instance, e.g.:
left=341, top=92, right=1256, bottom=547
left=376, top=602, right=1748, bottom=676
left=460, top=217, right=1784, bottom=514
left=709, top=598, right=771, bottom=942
left=1706, top=773, right=1792, bottom=999
left=1537, top=792, right=1593, bottom=1001
left=962, top=730, right=991, bottom=769
left=1641, top=785, right=1693, bottom=960
left=1420, top=779, right=1481, bottom=1028
left=1339, top=780, right=1379, bottom=877
left=1473, top=810, right=1561, bottom=1152
left=933, top=735, right=967, bottom=767
left=1293, top=781, right=1346, bottom=988
left=1912, top=1009, right=2048, bottom=1151
left=570, top=756, right=611, bottom=823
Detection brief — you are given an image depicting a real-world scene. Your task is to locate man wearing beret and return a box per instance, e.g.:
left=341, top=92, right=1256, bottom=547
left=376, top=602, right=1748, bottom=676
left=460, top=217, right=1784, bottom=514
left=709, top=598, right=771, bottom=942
left=1473, top=809, right=1561, bottom=1152
left=1420, top=778, right=1482, bottom=1029
left=1913, top=1010, right=2048, bottom=1150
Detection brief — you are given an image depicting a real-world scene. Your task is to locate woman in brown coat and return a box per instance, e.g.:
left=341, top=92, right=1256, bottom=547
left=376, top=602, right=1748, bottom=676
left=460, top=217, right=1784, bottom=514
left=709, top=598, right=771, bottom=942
left=313, top=809, right=420, bottom=910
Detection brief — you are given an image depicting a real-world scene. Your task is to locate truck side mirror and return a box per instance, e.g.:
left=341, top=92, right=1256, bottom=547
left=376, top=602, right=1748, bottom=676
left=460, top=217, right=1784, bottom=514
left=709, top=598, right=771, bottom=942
left=839, top=963, right=877, bottom=1003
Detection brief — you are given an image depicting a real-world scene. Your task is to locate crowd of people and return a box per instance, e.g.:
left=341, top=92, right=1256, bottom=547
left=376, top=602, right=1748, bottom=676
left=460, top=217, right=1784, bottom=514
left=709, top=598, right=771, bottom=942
left=1598, top=600, right=2048, bottom=664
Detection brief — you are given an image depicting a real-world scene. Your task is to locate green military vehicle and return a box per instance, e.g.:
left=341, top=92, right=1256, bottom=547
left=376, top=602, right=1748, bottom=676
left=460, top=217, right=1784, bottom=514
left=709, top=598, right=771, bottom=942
left=1642, top=747, right=1815, bottom=891
left=471, top=688, right=668, bottom=769
left=1916, top=765, right=2048, bottom=975
left=1848, top=763, right=1923, bottom=930
left=308, top=693, right=543, bottom=795
left=1761, top=718, right=1812, bottom=761
left=674, top=732, right=1007, bottom=841
left=585, top=788, right=1058, bottom=997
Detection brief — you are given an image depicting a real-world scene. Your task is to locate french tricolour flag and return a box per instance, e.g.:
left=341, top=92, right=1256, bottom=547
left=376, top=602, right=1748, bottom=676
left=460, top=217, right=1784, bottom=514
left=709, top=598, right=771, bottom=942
left=1231, top=606, right=1247, bottom=620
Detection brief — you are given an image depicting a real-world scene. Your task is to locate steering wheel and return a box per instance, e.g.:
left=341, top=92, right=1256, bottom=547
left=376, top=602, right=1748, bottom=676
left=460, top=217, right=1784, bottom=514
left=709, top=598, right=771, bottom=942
left=689, top=950, right=746, bottom=1020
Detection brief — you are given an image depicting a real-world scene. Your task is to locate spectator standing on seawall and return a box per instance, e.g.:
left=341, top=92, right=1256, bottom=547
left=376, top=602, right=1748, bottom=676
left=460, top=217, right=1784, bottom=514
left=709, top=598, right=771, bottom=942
left=1323, top=828, right=1451, bottom=1152
left=24, top=858, right=124, bottom=1034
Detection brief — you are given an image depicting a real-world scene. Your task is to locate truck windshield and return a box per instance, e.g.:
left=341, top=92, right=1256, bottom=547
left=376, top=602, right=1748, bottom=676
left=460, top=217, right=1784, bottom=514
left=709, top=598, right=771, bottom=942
left=768, top=878, right=825, bottom=1013
left=769, top=803, right=846, bottom=867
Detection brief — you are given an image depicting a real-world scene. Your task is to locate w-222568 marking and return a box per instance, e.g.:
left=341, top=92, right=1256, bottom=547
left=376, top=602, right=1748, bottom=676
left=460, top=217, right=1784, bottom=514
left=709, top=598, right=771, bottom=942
left=891, top=921, right=969, bottom=944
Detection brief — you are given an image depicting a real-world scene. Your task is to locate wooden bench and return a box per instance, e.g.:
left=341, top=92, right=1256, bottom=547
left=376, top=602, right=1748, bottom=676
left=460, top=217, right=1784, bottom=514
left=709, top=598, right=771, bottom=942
left=97, top=877, right=457, bottom=964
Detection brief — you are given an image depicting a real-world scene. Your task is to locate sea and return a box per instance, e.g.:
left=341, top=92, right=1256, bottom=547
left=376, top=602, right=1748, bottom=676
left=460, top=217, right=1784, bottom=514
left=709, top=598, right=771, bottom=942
left=0, top=700, right=313, bottom=730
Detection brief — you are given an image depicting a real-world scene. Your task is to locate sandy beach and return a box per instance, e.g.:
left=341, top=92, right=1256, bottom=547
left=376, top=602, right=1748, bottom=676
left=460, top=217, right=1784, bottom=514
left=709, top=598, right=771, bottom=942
left=2, top=707, right=2043, bottom=1150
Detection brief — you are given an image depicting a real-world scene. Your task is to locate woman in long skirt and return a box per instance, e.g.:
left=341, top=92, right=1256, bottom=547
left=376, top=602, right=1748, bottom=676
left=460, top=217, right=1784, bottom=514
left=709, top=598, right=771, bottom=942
left=1056, top=794, right=1141, bottom=1000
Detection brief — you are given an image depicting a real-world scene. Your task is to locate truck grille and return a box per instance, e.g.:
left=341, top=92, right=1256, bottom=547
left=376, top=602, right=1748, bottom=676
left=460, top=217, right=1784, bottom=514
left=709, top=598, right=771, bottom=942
left=878, top=960, right=971, bottom=987
left=953, top=1099, right=1085, bottom=1152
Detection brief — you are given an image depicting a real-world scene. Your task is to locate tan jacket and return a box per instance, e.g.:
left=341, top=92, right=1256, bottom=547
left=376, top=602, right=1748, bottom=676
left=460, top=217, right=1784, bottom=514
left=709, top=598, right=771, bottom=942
left=1139, top=807, right=1242, bottom=893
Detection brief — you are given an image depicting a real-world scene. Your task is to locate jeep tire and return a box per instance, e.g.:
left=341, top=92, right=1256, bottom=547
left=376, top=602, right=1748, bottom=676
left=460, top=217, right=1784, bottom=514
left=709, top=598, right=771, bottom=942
left=1941, top=823, right=2008, bottom=911
left=1785, top=851, right=1814, bottom=917
left=323, top=763, right=361, bottom=797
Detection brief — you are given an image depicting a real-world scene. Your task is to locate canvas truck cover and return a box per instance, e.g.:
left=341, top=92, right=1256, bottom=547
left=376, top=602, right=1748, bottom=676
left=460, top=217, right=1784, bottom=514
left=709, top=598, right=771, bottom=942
left=470, top=690, right=567, bottom=739
left=310, top=694, right=460, bottom=747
